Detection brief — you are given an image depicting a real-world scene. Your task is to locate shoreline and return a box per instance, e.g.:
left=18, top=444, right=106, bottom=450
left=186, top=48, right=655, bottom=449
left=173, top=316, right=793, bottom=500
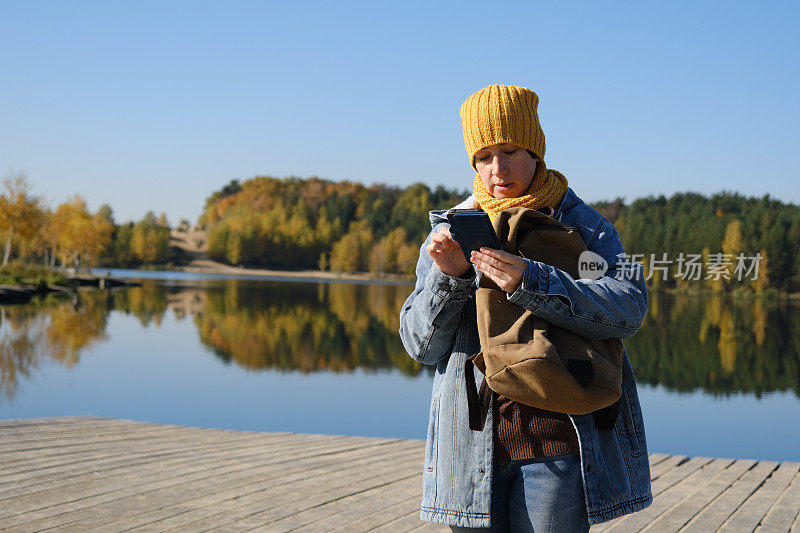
left=121, top=259, right=415, bottom=284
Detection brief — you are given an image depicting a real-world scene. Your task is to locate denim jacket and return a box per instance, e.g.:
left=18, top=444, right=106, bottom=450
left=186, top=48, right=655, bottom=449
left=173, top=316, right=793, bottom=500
left=399, top=187, right=652, bottom=528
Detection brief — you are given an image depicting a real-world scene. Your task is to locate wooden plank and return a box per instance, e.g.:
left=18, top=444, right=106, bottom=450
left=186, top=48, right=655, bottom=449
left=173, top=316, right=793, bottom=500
left=0, top=427, right=337, bottom=466
left=0, top=419, right=151, bottom=440
left=722, top=462, right=800, bottom=532
left=55, top=442, right=422, bottom=532
left=0, top=423, right=214, bottom=449
left=0, top=417, right=188, bottom=440
left=757, top=470, right=800, bottom=532
left=0, top=432, right=224, bottom=466
left=651, top=456, right=715, bottom=496
left=0, top=435, right=396, bottom=528
left=0, top=426, right=284, bottom=471
left=0, top=432, right=342, bottom=501
left=0, top=431, right=353, bottom=486
left=256, top=460, right=423, bottom=531
left=11, top=441, right=421, bottom=531
left=261, top=473, right=422, bottom=532
left=0, top=430, right=292, bottom=483
left=144, top=449, right=420, bottom=532
left=0, top=417, right=288, bottom=444
left=644, top=458, right=756, bottom=532
left=332, top=494, right=423, bottom=532
left=0, top=420, right=164, bottom=442
left=0, top=414, right=147, bottom=428
left=0, top=424, right=248, bottom=454
left=0, top=426, right=340, bottom=470
left=0, top=416, right=105, bottom=428
left=163, top=452, right=423, bottom=532
left=0, top=432, right=392, bottom=517
left=297, top=476, right=422, bottom=532
left=0, top=428, right=366, bottom=469
left=682, top=460, right=779, bottom=532
left=0, top=421, right=255, bottom=442
left=369, top=508, right=431, bottom=532
left=601, top=457, right=730, bottom=532
left=648, top=453, right=670, bottom=467
left=0, top=425, right=206, bottom=455
left=650, top=454, right=689, bottom=479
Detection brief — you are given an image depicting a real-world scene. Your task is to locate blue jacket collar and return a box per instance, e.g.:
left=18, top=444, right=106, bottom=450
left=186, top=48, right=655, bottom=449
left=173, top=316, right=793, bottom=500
left=554, top=187, right=582, bottom=220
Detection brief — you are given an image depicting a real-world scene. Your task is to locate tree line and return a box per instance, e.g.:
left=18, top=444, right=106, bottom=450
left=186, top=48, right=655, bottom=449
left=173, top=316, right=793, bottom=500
left=0, top=172, right=176, bottom=270
left=4, top=170, right=799, bottom=291
left=601, top=192, right=800, bottom=293
left=199, top=176, right=466, bottom=275
left=202, top=176, right=800, bottom=292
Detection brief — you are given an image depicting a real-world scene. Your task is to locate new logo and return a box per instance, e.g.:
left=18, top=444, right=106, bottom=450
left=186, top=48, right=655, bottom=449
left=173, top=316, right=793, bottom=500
left=578, top=251, right=608, bottom=280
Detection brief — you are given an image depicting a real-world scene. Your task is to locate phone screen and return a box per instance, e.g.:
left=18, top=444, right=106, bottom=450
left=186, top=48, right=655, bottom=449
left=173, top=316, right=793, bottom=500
left=446, top=210, right=501, bottom=261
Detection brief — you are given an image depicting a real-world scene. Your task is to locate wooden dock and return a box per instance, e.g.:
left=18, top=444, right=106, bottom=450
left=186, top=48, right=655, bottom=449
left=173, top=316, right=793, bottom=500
left=0, top=417, right=798, bottom=532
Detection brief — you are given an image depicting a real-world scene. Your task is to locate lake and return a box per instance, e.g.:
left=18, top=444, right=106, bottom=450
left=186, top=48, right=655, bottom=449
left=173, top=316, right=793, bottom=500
left=2, top=270, right=799, bottom=462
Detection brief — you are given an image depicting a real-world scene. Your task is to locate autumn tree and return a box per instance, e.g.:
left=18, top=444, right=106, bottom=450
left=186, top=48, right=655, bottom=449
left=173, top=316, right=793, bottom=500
left=721, top=219, right=742, bottom=291
left=47, top=196, right=113, bottom=270
left=0, top=172, right=45, bottom=266
left=130, top=211, right=170, bottom=264
left=329, top=221, right=374, bottom=273
left=752, top=248, right=769, bottom=293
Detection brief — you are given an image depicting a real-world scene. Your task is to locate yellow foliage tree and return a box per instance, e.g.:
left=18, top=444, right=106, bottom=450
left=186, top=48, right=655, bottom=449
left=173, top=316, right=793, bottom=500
left=369, top=228, right=408, bottom=273
left=130, top=212, right=170, bottom=264
left=47, top=196, right=113, bottom=270
left=329, top=221, right=374, bottom=273
left=0, top=172, right=45, bottom=266
left=721, top=219, right=742, bottom=291
left=396, top=241, right=420, bottom=275
left=49, top=197, right=89, bottom=269
left=751, top=248, right=769, bottom=292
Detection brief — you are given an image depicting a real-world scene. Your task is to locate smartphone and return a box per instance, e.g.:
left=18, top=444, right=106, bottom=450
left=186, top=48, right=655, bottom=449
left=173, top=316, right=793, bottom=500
left=446, top=209, right=502, bottom=262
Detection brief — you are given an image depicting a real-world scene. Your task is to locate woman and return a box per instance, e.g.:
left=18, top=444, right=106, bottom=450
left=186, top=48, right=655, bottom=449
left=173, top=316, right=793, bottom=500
left=399, top=85, right=652, bottom=531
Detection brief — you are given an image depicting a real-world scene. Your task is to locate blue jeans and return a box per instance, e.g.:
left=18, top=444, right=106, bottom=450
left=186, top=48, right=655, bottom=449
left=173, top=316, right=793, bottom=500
left=449, top=454, right=589, bottom=532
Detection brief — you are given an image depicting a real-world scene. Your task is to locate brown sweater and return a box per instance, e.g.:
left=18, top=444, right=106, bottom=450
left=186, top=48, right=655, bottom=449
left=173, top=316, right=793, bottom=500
left=493, top=391, right=580, bottom=462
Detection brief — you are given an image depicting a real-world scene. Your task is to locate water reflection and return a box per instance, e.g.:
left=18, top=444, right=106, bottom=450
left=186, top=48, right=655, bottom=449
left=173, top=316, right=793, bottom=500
left=0, top=291, right=109, bottom=400
left=628, top=292, right=800, bottom=397
left=0, top=280, right=428, bottom=403
left=1, top=281, right=799, bottom=405
left=194, top=280, right=422, bottom=375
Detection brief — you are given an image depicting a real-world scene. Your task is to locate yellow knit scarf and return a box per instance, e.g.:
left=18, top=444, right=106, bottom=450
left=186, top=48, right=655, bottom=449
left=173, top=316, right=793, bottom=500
left=473, top=162, right=568, bottom=222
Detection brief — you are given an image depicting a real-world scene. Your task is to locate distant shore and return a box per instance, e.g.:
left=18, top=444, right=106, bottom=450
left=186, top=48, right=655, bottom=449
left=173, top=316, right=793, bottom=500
left=163, top=259, right=415, bottom=284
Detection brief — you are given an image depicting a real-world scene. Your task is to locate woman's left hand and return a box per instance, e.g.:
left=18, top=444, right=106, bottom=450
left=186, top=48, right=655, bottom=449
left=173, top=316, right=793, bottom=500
left=470, top=247, right=525, bottom=294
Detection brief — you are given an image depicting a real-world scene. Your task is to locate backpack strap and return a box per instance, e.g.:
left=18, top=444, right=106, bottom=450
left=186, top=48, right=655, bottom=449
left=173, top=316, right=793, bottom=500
left=465, top=353, right=492, bottom=431
left=593, top=401, right=620, bottom=430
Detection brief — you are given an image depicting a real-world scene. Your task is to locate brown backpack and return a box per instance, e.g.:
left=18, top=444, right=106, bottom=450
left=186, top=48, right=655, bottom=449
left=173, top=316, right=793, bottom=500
left=466, top=207, right=624, bottom=430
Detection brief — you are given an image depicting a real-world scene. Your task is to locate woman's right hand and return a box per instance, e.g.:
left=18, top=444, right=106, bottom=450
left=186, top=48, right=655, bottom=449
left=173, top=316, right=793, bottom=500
left=426, top=227, right=471, bottom=277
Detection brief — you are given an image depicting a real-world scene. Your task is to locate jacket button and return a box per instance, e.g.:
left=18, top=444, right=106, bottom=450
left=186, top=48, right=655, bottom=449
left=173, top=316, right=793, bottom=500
left=585, top=464, right=593, bottom=473
left=479, top=468, right=485, bottom=473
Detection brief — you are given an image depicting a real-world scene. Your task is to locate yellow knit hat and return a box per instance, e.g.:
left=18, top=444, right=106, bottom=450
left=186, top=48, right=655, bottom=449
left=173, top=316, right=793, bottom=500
left=459, top=84, right=546, bottom=169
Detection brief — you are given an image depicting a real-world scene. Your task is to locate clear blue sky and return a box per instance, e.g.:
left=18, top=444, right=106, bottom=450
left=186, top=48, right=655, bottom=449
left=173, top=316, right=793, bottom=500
left=1, top=1, right=798, bottom=224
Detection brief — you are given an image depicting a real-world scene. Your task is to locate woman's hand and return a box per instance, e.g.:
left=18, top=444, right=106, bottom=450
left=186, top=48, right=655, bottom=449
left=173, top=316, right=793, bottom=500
left=471, top=247, right=525, bottom=293
left=426, top=227, right=471, bottom=277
